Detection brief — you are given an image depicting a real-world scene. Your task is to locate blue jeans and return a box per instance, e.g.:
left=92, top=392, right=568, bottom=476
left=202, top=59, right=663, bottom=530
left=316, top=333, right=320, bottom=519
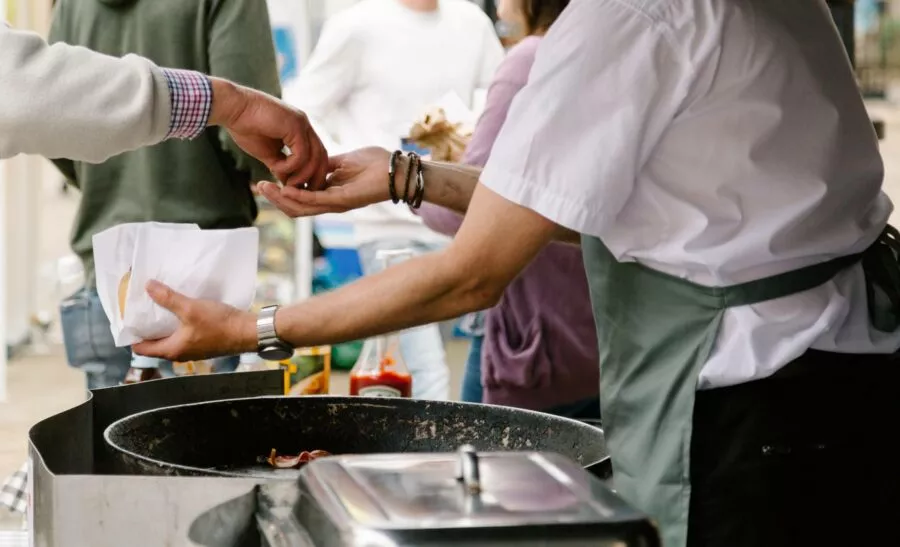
left=60, top=288, right=238, bottom=389
left=460, top=335, right=484, bottom=403
left=357, top=239, right=450, bottom=400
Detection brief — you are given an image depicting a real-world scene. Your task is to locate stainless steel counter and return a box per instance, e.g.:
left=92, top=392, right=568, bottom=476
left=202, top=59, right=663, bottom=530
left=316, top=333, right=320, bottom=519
left=28, top=371, right=284, bottom=547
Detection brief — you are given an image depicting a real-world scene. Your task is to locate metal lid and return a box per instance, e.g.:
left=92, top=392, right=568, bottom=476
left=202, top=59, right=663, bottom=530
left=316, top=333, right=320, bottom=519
left=300, top=446, right=647, bottom=531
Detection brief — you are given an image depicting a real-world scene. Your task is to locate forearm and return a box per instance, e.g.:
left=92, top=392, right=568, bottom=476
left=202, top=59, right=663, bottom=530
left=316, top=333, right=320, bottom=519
left=250, top=251, right=499, bottom=350
left=402, top=159, right=580, bottom=244
left=395, top=155, right=482, bottom=216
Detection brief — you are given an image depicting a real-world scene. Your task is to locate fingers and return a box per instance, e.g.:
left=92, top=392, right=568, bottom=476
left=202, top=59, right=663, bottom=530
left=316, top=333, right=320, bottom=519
left=131, top=338, right=176, bottom=360
left=308, top=134, right=330, bottom=190
left=145, top=280, right=189, bottom=317
left=270, top=130, right=328, bottom=190
left=268, top=146, right=297, bottom=184
left=282, top=136, right=316, bottom=188
left=274, top=111, right=329, bottom=189
left=328, top=154, right=347, bottom=173
left=258, top=182, right=342, bottom=217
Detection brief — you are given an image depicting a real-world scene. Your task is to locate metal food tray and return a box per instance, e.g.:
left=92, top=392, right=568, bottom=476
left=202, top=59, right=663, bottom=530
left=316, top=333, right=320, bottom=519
left=28, top=370, right=285, bottom=547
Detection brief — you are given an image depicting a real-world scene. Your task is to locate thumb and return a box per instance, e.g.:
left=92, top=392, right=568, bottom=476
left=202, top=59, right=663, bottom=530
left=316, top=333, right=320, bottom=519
left=327, top=154, right=347, bottom=173
left=146, top=280, right=188, bottom=316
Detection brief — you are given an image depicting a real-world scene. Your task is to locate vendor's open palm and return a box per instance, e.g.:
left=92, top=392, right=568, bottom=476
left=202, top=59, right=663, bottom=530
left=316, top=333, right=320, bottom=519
left=259, top=147, right=392, bottom=217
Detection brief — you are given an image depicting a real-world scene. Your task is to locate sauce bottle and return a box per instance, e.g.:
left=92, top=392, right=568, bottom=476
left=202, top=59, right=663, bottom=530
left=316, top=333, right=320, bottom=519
left=349, top=249, right=414, bottom=398
left=349, top=333, right=412, bottom=398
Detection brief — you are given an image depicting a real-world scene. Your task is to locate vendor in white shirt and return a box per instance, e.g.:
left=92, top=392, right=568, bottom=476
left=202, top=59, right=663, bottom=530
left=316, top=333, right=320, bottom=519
left=139, top=0, right=900, bottom=545
left=282, top=0, right=504, bottom=401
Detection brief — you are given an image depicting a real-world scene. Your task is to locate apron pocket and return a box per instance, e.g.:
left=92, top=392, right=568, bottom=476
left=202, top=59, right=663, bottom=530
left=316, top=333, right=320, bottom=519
left=483, top=312, right=551, bottom=390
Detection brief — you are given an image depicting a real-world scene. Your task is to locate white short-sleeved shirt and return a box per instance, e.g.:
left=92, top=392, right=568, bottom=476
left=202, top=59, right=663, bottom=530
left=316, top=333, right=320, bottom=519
left=481, top=0, right=900, bottom=389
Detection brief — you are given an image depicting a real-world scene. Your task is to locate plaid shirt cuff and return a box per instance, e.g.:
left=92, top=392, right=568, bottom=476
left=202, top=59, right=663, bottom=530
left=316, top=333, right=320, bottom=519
left=161, top=68, right=212, bottom=140
left=0, top=463, right=28, bottom=514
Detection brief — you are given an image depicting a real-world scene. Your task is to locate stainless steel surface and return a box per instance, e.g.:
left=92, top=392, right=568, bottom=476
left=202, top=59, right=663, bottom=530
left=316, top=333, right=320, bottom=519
left=256, top=481, right=315, bottom=547
left=189, top=451, right=659, bottom=547
left=456, top=445, right=481, bottom=495
left=29, top=371, right=284, bottom=547
left=306, top=451, right=642, bottom=529
left=28, top=371, right=646, bottom=546
left=103, top=396, right=607, bottom=478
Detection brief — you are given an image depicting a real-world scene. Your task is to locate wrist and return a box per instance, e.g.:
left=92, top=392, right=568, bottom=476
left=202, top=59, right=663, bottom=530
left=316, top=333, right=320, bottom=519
left=208, top=78, right=248, bottom=129
left=232, top=310, right=258, bottom=354
left=390, top=152, right=425, bottom=207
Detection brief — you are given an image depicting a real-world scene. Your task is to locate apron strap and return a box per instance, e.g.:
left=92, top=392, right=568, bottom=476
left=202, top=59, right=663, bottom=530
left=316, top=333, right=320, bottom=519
left=862, top=225, right=900, bottom=331
left=622, top=227, right=900, bottom=317
left=718, top=251, right=863, bottom=307
left=716, top=226, right=900, bottom=328
left=702, top=227, right=900, bottom=310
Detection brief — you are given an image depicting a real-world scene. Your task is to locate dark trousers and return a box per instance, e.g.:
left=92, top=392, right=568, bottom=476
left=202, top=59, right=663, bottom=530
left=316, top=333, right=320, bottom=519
left=688, top=350, right=900, bottom=547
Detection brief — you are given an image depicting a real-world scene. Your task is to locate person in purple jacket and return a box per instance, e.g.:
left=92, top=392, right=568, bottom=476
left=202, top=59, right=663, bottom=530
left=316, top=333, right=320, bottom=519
left=418, top=0, right=599, bottom=417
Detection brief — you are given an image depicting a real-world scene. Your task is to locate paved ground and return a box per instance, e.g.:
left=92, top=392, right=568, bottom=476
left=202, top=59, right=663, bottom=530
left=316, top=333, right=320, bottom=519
left=1, top=101, right=900, bottom=531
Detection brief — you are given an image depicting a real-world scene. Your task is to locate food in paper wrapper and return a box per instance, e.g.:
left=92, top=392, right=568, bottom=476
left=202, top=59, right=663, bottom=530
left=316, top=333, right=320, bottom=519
left=92, top=222, right=259, bottom=347
left=408, top=107, right=472, bottom=162
left=118, top=270, right=131, bottom=319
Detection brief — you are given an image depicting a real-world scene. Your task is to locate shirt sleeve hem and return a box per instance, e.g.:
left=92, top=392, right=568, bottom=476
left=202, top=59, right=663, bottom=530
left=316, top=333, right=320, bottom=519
left=148, top=64, right=173, bottom=143
left=479, top=163, right=609, bottom=238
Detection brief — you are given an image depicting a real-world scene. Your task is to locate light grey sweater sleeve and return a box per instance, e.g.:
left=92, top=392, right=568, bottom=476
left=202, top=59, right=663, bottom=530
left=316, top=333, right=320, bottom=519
left=0, top=25, right=172, bottom=162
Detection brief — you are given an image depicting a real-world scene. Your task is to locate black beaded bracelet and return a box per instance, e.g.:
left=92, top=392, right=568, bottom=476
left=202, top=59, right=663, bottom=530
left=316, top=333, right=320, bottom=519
left=403, top=152, right=419, bottom=204
left=412, top=156, right=425, bottom=209
left=388, top=150, right=402, bottom=204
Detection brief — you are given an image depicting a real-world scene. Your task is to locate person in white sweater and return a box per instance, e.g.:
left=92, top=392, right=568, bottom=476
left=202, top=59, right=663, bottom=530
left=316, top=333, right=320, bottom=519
left=283, top=0, right=504, bottom=401
left=0, top=24, right=326, bottom=181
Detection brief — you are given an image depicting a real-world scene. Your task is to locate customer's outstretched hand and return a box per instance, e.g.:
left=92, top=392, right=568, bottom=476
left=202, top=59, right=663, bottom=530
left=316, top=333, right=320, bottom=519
left=209, top=78, right=328, bottom=189
left=258, top=146, right=393, bottom=217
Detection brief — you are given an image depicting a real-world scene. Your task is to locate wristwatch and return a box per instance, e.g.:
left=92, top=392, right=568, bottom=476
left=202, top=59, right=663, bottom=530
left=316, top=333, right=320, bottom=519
left=257, top=305, right=294, bottom=361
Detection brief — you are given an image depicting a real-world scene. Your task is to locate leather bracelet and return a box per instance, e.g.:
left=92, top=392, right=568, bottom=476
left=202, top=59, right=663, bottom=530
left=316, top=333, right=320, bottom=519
left=388, top=150, right=401, bottom=204
left=412, top=156, right=425, bottom=209
left=403, top=152, right=419, bottom=204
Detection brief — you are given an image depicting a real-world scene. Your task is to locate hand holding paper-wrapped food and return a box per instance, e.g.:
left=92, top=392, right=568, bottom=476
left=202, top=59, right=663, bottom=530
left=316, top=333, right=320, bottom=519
left=408, top=107, right=472, bottom=162
left=92, top=222, right=259, bottom=347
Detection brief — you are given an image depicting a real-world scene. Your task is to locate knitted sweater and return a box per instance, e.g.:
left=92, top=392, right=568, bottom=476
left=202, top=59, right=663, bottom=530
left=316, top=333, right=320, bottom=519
left=0, top=23, right=171, bottom=161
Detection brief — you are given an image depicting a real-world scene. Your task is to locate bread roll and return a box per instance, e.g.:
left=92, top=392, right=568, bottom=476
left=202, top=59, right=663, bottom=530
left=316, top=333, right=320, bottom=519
left=118, top=270, right=131, bottom=319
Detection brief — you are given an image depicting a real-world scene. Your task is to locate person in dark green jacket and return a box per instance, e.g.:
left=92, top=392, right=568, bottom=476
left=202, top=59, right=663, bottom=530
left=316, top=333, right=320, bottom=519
left=49, top=0, right=281, bottom=388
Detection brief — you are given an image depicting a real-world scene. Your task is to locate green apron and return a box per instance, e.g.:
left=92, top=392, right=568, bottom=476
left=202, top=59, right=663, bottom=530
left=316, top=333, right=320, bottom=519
left=581, top=228, right=900, bottom=547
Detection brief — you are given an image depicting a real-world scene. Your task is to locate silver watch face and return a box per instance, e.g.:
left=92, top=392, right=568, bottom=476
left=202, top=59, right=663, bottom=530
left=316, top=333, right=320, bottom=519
left=259, top=344, right=294, bottom=362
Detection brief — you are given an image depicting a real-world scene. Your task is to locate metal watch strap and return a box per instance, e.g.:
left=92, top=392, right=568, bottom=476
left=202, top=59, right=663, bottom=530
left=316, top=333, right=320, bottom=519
left=257, top=305, right=282, bottom=348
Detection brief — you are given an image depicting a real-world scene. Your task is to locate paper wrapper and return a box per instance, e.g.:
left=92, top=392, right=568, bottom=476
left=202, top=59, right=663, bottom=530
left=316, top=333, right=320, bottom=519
left=408, top=107, right=473, bottom=163
left=93, top=222, right=259, bottom=347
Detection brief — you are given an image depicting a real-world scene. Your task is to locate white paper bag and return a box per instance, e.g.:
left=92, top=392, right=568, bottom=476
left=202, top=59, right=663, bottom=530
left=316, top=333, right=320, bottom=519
left=92, top=222, right=259, bottom=347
